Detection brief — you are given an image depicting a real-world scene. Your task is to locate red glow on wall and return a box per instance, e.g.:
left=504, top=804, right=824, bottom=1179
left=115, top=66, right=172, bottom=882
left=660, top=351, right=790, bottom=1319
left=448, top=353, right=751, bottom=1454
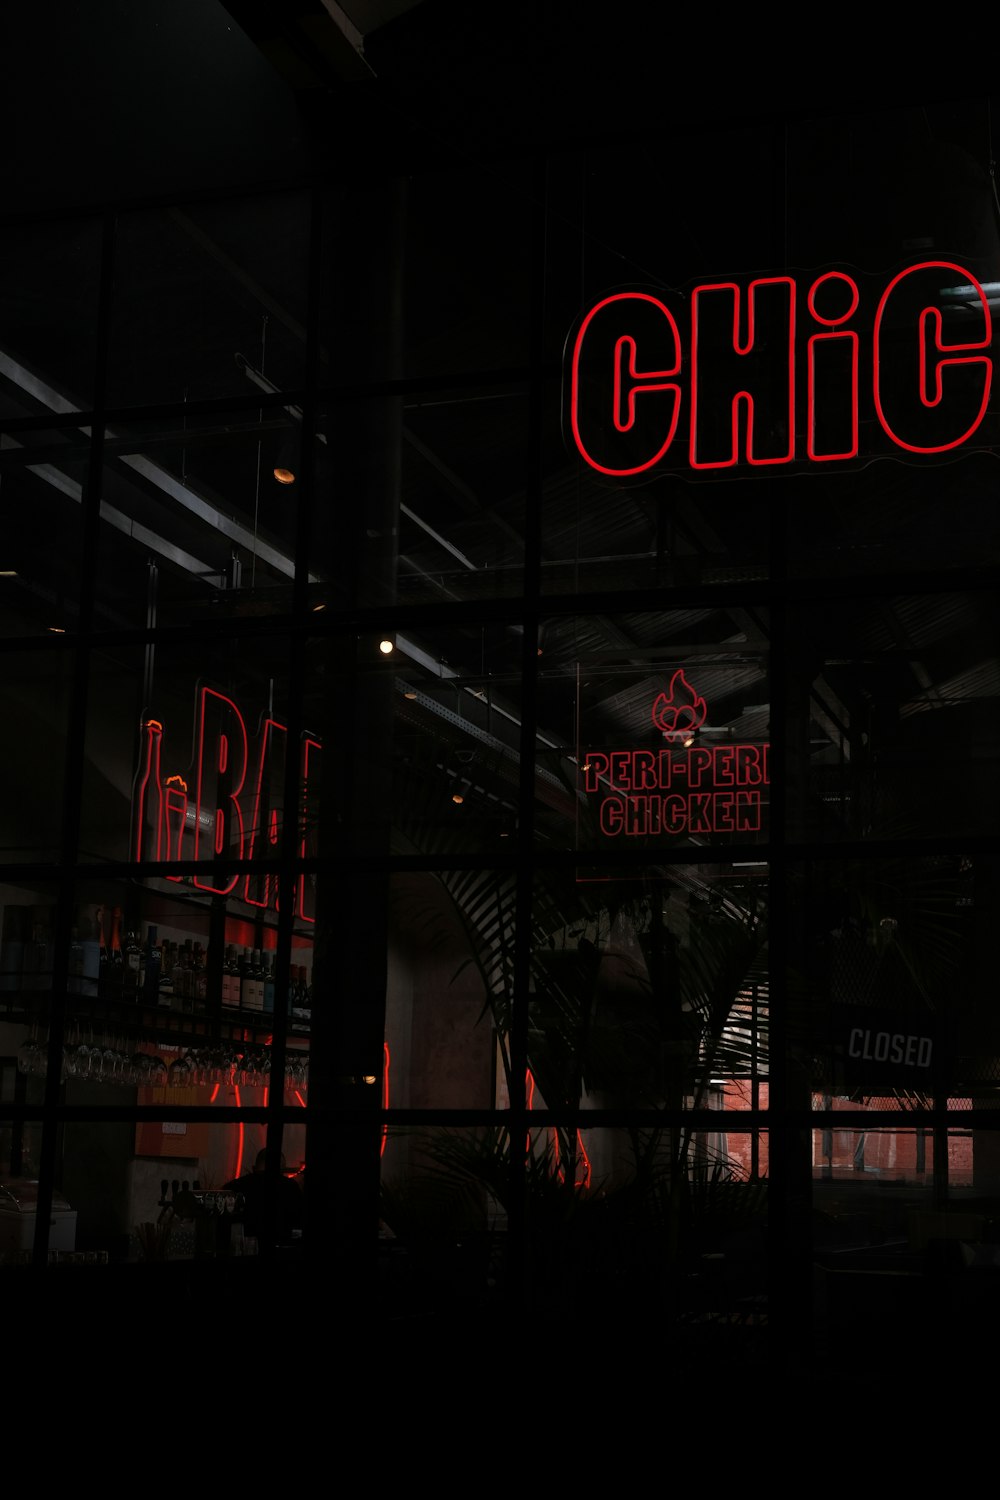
left=566, top=259, right=994, bottom=478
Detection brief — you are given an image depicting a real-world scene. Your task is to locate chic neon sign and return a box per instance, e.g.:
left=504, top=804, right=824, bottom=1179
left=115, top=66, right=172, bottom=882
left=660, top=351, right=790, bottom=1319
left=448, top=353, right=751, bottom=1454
left=581, top=670, right=768, bottom=839
left=132, top=686, right=320, bottom=921
left=566, top=260, right=993, bottom=478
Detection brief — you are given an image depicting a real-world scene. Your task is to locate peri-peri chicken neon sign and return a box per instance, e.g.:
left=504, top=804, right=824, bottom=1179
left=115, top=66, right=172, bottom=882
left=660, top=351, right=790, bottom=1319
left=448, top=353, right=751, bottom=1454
left=132, top=685, right=320, bottom=921
left=581, top=670, right=768, bottom=838
left=565, top=260, right=994, bottom=478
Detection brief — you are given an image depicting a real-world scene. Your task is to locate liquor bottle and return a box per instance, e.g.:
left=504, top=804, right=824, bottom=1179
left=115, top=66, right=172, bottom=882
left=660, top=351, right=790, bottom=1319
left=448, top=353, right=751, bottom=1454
left=68, top=926, right=84, bottom=994
left=0, top=905, right=26, bottom=993
left=291, top=965, right=309, bottom=1032
left=221, top=945, right=240, bottom=1009
left=124, top=926, right=145, bottom=997
left=157, top=941, right=175, bottom=1008
left=229, top=945, right=244, bottom=1008
left=220, top=944, right=233, bottom=1008
left=239, top=948, right=253, bottom=1010
left=191, top=942, right=208, bottom=1009
left=97, top=906, right=110, bottom=998
left=81, top=910, right=100, bottom=997
left=108, top=906, right=125, bottom=997
left=172, top=940, right=191, bottom=1013
left=25, top=913, right=51, bottom=991
left=145, top=925, right=163, bottom=1005
left=249, top=949, right=265, bottom=1012
left=262, top=954, right=275, bottom=1014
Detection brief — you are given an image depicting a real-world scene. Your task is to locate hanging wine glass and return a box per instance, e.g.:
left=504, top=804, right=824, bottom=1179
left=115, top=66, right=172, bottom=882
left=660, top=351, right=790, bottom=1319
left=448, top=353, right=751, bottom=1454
left=167, top=1054, right=189, bottom=1089
left=17, top=1034, right=39, bottom=1075
left=112, top=1039, right=128, bottom=1087
left=60, top=1027, right=77, bottom=1079
left=102, top=1036, right=119, bottom=1085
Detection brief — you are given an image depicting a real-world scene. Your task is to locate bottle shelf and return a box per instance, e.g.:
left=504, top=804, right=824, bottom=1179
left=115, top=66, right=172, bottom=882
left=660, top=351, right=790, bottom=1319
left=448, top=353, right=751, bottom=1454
left=0, top=987, right=310, bottom=1046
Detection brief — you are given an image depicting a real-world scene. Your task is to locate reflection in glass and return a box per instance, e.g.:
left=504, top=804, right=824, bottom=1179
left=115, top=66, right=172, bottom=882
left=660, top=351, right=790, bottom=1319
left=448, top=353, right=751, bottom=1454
left=386, top=871, right=508, bottom=1111
left=528, top=865, right=769, bottom=1113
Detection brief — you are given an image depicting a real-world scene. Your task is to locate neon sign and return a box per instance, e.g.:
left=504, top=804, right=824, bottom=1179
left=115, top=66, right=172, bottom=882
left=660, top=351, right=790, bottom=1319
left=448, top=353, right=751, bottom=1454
left=132, top=686, right=320, bottom=921
left=581, top=670, right=768, bottom=840
left=565, top=260, right=994, bottom=478
left=526, top=1068, right=592, bottom=1190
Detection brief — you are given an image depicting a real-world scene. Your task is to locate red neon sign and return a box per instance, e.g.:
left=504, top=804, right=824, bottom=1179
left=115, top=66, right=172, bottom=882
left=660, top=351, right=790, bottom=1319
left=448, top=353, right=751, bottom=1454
left=566, top=260, right=993, bottom=478
left=526, top=1068, right=592, bottom=1191
left=381, top=1042, right=390, bottom=1159
left=651, top=668, right=707, bottom=742
left=132, top=685, right=320, bottom=922
left=581, top=672, right=769, bottom=840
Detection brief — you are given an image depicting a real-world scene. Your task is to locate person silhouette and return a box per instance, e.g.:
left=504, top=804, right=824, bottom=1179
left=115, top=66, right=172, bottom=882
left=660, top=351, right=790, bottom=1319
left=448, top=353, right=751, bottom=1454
left=223, top=1149, right=305, bottom=1248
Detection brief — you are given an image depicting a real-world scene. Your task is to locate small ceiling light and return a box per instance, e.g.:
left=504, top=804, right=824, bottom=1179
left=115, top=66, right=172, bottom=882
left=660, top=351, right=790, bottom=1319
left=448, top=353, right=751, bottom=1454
left=681, top=731, right=696, bottom=748
left=378, top=638, right=394, bottom=655
left=0, top=569, right=18, bottom=577
left=312, top=602, right=326, bottom=612
left=48, top=625, right=65, bottom=634
left=403, top=688, right=418, bottom=700
left=452, top=790, right=465, bottom=804
left=273, top=466, right=295, bottom=485
left=361, top=1074, right=377, bottom=1085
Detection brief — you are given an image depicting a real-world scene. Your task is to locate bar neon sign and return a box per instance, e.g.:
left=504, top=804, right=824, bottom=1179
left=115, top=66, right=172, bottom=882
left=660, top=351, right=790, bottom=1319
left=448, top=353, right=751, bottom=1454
left=565, top=260, right=994, bottom=478
left=132, top=685, right=320, bottom=921
left=581, top=670, right=768, bottom=839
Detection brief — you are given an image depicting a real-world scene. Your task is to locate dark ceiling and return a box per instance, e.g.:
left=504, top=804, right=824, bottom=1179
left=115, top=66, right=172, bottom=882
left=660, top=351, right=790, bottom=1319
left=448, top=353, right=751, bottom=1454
left=0, top=2, right=997, bottom=860
left=3, top=2, right=986, bottom=213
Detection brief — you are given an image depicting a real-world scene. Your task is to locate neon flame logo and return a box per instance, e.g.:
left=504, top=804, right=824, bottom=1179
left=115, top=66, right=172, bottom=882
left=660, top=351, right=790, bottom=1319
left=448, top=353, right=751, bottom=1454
left=651, top=669, right=707, bottom=741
